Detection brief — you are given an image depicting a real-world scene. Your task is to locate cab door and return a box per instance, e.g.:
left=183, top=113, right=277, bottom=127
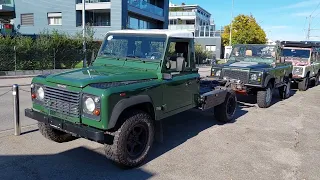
left=311, top=52, right=320, bottom=77
left=162, top=39, right=199, bottom=113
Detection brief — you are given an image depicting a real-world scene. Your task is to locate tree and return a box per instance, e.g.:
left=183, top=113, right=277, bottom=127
left=222, top=14, right=267, bottom=46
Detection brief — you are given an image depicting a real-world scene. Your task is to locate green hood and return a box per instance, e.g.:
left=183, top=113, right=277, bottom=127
left=45, top=66, right=158, bottom=88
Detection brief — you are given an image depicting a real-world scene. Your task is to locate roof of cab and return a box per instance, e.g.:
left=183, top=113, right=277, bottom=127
left=107, top=29, right=194, bottom=39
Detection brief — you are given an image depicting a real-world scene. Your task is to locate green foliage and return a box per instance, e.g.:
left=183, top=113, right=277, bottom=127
left=0, top=27, right=101, bottom=71
left=195, top=44, right=210, bottom=64
left=169, top=7, right=184, bottom=11
left=222, top=14, right=267, bottom=46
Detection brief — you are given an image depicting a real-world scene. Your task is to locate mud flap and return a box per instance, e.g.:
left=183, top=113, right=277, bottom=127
left=154, top=120, right=163, bottom=143
left=200, top=88, right=228, bottom=110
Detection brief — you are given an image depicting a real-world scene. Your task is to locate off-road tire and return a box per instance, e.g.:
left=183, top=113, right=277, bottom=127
left=279, top=79, right=291, bottom=99
left=104, top=110, right=154, bottom=168
left=214, top=90, right=237, bottom=123
left=298, top=77, right=309, bottom=91
left=38, top=122, right=76, bottom=143
left=315, top=73, right=320, bottom=86
left=257, top=83, right=273, bottom=108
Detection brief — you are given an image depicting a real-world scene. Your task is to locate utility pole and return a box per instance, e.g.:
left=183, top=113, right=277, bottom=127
left=229, top=0, right=234, bottom=46
left=82, top=0, right=87, bottom=68
left=306, top=15, right=311, bottom=40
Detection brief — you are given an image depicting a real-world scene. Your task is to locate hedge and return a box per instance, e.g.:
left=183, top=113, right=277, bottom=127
left=0, top=29, right=101, bottom=71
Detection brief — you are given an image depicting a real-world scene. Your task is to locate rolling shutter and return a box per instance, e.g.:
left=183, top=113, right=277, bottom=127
left=21, top=13, right=34, bottom=26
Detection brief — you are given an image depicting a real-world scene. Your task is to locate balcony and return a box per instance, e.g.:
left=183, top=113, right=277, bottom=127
left=169, top=11, right=210, bottom=21
left=169, top=11, right=196, bottom=18
left=76, top=11, right=111, bottom=27
left=76, top=0, right=110, bottom=10
left=169, top=24, right=195, bottom=31
left=128, top=0, right=164, bottom=17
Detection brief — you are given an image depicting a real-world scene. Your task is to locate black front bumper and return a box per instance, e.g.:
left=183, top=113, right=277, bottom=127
left=25, top=109, right=114, bottom=145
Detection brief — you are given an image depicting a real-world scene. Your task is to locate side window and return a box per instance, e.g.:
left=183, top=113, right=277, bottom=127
left=164, top=40, right=190, bottom=72
left=317, top=52, right=320, bottom=62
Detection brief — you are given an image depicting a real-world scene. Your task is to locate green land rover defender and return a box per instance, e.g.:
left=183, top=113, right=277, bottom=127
left=25, top=30, right=237, bottom=168
left=210, top=44, right=293, bottom=108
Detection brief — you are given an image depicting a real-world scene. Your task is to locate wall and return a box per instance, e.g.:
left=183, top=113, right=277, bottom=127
left=13, top=0, right=168, bottom=40
left=195, top=37, right=222, bottom=59
left=14, top=0, right=125, bottom=40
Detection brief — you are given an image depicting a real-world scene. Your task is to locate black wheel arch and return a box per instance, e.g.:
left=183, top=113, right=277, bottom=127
left=108, top=95, right=156, bottom=130
left=264, top=74, right=275, bottom=88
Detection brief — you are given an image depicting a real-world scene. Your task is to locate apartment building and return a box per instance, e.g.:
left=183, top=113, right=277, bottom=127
left=0, top=0, right=169, bottom=39
left=169, top=2, right=223, bottom=59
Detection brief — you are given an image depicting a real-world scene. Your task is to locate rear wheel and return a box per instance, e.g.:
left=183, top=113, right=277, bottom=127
left=104, top=110, right=154, bottom=168
left=298, top=77, right=309, bottom=91
left=214, top=90, right=237, bottom=123
left=38, top=122, right=76, bottom=143
left=257, top=83, right=273, bottom=108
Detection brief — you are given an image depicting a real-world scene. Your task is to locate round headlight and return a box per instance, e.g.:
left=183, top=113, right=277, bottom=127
left=37, top=87, right=45, bottom=100
left=216, top=70, right=221, bottom=77
left=84, top=97, right=95, bottom=112
left=250, top=74, right=258, bottom=81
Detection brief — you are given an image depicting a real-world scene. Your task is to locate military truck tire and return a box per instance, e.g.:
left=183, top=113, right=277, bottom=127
left=315, top=73, right=320, bottom=86
left=38, top=122, right=76, bottom=143
left=257, top=83, right=273, bottom=108
left=279, top=79, right=291, bottom=99
left=214, top=90, right=237, bottom=123
left=298, top=77, right=309, bottom=91
left=104, top=110, right=154, bottom=168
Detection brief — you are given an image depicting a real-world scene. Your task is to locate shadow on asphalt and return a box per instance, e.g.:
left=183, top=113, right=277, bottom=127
left=147, top=106, right=247, bottom=163
left=0, top=107, right=248, bottom=179
left=0, top=147, right=154, bottom=180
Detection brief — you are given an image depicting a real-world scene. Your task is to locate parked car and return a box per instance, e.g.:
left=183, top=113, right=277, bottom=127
left=280, top=41, right=320, bottom=91
left=25, top=29, right=237, bottom=168
left=209, top=44, right=293, bottom=108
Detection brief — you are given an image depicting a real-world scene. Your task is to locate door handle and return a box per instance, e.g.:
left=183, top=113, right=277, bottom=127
left=186, top=81, right=192, bottom=86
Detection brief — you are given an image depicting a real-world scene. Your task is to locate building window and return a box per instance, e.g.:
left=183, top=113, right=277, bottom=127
left=48, top=12, right=62, bottom=25
left=206, top=45, right=216, bottom=52
left=127, top=16, right=151, bottom=29
left=21, top=13, right=34, bottom=26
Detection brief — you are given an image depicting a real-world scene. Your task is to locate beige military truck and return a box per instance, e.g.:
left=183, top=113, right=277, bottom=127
left=280, top=41, right=320, bottom=91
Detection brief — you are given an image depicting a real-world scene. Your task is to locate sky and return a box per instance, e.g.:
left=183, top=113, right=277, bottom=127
left=170, top=0, right=320, bottom=41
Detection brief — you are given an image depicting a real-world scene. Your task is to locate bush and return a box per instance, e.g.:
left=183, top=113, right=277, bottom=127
left=0, top=28, right=101, bottom=71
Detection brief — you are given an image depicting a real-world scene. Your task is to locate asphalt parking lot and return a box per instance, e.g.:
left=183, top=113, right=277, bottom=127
left=0, top=73, right=320, bottom=180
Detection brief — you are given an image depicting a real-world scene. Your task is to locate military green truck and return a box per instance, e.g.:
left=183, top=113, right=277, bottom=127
left=25, top=30, right=237, bottom=168
left=210, top=44, right=293, bottom=108
left=280, top=41, right=320, bottom=91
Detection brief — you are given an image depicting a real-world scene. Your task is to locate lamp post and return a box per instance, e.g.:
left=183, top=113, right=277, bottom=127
left=229, top=0, right=234, bottom=46
left=82, top=0, right=87, bottom=68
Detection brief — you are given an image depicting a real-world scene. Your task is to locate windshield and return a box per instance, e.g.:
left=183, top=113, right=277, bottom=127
left=229, top=44, right=277, bottom=63
left=98, top=34, right=166, bottom=61
left=282, top=48, right=310, bottom=59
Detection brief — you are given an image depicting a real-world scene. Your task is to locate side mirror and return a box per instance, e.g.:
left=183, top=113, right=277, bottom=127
left=176, top=57, right=185, bottom=72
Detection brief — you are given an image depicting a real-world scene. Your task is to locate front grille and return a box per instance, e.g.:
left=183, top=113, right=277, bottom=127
left=44, top=86, right=80, bottom=117
left=223, top=69, right=249, bottom=84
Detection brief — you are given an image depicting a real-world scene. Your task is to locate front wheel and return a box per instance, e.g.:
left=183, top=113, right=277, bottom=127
left=257, top=83, right=273, bottom=108
left=279, top=79, right=291, bottom=99
left=104, top=110, right=154, bottom=168
left=38, top=122, right=76, bottom=143
left=298, top=77, right=309, bottom=91
left=315, top=73, right=320, bottom=86
left=214, top=90, right=237, bottom=123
